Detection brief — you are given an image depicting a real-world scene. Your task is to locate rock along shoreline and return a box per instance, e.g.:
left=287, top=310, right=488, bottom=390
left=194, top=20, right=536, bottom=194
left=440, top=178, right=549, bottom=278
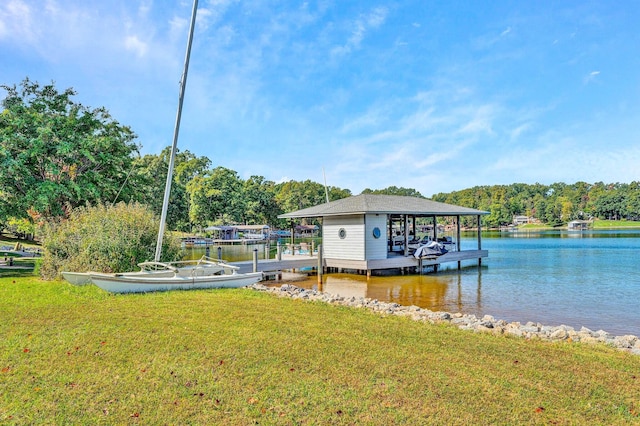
left=249, top=283, right=640, bottom=356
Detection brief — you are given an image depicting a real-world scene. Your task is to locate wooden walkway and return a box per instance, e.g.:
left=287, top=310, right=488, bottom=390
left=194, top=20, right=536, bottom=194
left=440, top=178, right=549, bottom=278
left=231, top=255, right=318, bottom=275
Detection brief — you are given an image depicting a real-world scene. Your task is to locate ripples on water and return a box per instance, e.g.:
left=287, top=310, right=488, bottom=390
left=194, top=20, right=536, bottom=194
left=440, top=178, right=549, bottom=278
left=185, top=230, right=640, bottom=336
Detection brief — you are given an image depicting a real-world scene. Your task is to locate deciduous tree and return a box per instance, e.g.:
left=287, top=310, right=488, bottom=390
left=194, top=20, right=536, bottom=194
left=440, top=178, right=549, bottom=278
left=0, top=78, right=138, bottom=223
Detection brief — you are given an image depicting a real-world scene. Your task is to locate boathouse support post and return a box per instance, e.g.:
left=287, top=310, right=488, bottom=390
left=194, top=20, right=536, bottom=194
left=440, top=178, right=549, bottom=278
left=403, top=215, right=409, bottom=256
left=388, top=215, right=393, bottom=252
left=317, top=244, right=323, bottom=285
left=411, top=215, right=416, bottom=238
left=432, top=216, right=437, bottom=242
left=290, top=220, right=295, bottom=246
left=276, top=241, right=282, bottom=261
left=456, top=215, right=461, bottom=270
left=477, top=215, right=482, bottom=267
left=252, top=248, right=258, bottom=273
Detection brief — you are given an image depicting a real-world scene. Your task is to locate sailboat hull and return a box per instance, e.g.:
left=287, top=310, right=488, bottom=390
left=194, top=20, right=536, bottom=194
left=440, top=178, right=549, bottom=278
left=62, top=272, right=93, bottom=286
left=89, top=271, right=263, bottom=294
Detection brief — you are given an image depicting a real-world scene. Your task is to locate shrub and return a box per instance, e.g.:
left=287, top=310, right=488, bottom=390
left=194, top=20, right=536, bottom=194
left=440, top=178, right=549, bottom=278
left=40, top=202, right=182, bottom=279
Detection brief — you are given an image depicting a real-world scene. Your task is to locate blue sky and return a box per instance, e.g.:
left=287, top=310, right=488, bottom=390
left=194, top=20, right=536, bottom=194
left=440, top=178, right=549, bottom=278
left=2, top=1, right=639, bottom=197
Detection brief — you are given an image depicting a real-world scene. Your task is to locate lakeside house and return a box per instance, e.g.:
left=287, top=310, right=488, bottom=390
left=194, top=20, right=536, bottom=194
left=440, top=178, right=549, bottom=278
left=513, top=215, right=532, bottom=225
left=278, top=194, right=489, bottom=276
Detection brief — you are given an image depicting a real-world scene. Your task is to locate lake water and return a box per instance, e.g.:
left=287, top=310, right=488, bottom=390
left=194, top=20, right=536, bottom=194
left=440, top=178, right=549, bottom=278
left=186, top=230, right=640, bottom=336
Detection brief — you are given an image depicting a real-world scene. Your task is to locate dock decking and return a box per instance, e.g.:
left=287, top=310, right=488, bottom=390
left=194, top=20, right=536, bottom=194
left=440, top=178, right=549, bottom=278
left=230, top=249, right=488, bottom=277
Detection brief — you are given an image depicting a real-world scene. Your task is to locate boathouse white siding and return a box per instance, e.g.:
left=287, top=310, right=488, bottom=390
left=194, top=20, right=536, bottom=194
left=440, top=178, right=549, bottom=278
left=364, top=214, right=388, bottom=260
left=323, top=215, right=365, bottom=260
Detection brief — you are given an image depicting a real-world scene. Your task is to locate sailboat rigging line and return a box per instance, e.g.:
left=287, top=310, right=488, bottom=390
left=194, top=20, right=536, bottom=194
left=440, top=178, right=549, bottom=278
left=323, top=167, right=330, bottom=203
left=111, top=160, right=136, bottom=206
left=154, top=0, right=199, bottom=262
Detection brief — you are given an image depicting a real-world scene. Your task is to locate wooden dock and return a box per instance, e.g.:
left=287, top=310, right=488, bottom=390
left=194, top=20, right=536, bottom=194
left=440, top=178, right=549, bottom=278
left=230, top=249, right=488, bottom=278
left=231, top=256, right=318, bottom=274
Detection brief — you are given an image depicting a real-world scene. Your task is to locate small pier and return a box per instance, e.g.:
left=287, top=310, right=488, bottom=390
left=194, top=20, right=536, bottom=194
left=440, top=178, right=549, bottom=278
left=182, top=237, right=271, bottom=247
left=232, top=255, right=318, bottom=276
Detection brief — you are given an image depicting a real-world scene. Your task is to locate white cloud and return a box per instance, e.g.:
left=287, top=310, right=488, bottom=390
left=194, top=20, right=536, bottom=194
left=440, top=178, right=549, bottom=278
left=330, top=6, right=388, bottom=58
left=198, top=0, right=237, bottom=31
left=124, top=35, right=148, bottom=57
left=0, top=0, right=36, bottom=43
left=584, top=70, right=600, bottom=84
left=509, top=123, right=531, bottom=140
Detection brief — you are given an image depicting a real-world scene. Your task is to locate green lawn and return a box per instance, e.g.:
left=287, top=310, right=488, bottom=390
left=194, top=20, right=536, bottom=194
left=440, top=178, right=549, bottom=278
left=1, top=275, right=639, bottom=425
left=593, top=219, right=640, bottom=228
left=515, top=220, right=640, bottom=230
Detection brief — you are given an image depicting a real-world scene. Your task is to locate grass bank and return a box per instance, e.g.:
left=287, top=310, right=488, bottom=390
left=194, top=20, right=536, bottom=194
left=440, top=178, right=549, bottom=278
left=593, top=219, right=640, bottom=228
left=510, top=220, right=640, bottom=231
left=2, top=277, right=640, bottom=424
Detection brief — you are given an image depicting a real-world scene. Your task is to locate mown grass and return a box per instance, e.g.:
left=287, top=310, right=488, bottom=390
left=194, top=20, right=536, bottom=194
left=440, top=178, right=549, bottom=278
left=1, top=277, right=639, bottom=425
left=593, top=219, right=640, bottom=228
left=515, top=220, right=640, bottom=230
left=0, top=257, right=39, bottom=279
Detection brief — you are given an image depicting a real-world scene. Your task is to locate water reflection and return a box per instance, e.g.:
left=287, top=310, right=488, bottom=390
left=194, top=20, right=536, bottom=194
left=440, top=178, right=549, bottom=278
left=183, top=243, right=273, bottom=262
left=184, top=231, right=640, bottom=335
left=289, top=269, right=487, bottom=316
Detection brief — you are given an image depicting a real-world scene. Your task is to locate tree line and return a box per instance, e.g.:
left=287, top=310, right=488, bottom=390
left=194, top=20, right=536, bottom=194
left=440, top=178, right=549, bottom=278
left=432, top=181, right=640, bottom=228
left=2, top=79, right=639, bottom=237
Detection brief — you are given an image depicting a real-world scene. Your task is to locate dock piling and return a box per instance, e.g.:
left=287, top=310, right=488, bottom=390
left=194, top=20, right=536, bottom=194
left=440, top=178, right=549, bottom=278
left=317, top=244, right=323, bottom=285
left=252, top=248, right=258, bottom=272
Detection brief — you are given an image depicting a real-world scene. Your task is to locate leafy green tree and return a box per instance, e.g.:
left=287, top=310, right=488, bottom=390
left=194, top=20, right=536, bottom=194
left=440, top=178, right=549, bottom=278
left=186, top=167, right=244, bottom=227
left=131, top=148, right=210, bottom=232
left=242, top=176, right=281, bottom=226
left=7, top=217, right=36, bottom=239
left=40, top=202, right=181, bottom=279
left=274, top=180, right=349, bottom=213
left=328, top=186, right=352, bottom=202
left=0, top=78, right=138, bottom=223
left=594, top=188, right=625, bottom=220
left=625, top=182, right=640, bottom=220
left=361, top=186, right=423, bottom=198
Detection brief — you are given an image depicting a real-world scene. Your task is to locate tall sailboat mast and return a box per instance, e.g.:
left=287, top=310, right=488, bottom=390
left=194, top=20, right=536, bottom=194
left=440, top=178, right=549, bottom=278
left=154, top=0, right=198, bottom=262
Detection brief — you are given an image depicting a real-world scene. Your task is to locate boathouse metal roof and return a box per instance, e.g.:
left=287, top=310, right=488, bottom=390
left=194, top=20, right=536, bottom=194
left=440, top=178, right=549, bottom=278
left=278, top=194, right=489, bottom=219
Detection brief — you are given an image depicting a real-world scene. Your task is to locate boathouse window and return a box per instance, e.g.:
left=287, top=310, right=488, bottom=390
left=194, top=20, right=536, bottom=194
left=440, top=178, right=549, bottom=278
left=339, top=228, right=347, bottom=239
left=372, top=227, right=381, bottom=239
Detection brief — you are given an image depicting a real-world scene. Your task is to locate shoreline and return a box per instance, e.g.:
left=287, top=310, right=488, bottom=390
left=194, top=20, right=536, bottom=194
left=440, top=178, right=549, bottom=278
left=249, top=283, right=640, bottom=356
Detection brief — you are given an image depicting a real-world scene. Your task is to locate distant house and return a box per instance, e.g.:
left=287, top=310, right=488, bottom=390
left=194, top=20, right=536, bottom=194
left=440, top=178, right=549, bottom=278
left=513, top=215, right=532, bottom=225
left=295, top=224, right=319, bottom=237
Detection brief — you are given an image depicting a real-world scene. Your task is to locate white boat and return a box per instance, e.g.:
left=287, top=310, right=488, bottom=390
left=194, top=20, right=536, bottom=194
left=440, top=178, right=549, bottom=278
left=68, top=0, right=263, bottom=293
left=89, top=258, right=262, bottom=293
left=62, top=256, right=225, bottom=286
left=413, top=241, right=448, bottom=258
left=62, top=271, right=93, bottom=285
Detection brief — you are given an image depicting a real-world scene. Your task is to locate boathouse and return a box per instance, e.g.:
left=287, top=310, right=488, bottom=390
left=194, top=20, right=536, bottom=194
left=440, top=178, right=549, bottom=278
left=278, top=194, right=489, bottom=276
left=568, top=220, right=591, bottom=231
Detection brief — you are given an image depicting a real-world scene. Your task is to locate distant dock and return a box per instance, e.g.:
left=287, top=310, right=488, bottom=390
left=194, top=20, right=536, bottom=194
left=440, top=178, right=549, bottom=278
left=182, top=237, right=272, bottom=247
